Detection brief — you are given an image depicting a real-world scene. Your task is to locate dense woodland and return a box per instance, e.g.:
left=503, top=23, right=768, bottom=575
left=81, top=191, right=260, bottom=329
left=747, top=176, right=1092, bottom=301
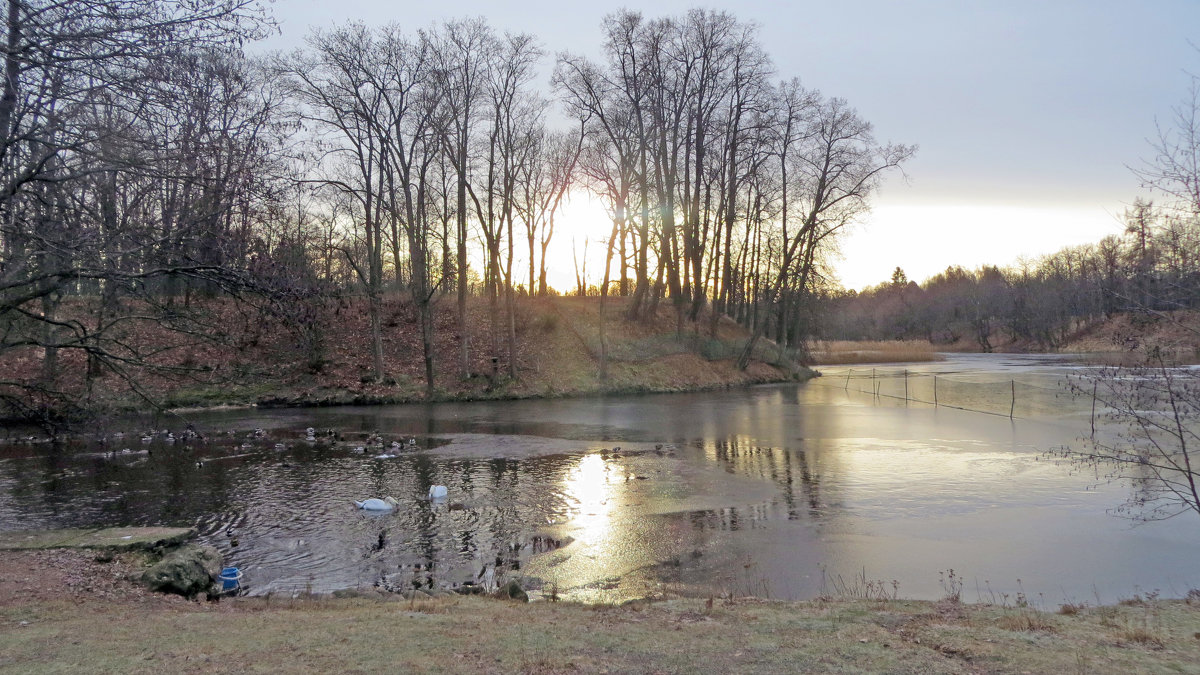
left=0, top=0, right=916, bottom=418
left=0, top=0, right=1195, bottom=424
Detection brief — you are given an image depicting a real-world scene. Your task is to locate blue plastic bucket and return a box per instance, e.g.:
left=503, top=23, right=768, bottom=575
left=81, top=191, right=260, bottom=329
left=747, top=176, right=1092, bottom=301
left=219, top=567, right=242, bottom=592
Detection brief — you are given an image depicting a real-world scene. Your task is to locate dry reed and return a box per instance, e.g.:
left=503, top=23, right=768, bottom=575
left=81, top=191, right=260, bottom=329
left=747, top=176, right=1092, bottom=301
left=808, top=340, right=943, bottom=365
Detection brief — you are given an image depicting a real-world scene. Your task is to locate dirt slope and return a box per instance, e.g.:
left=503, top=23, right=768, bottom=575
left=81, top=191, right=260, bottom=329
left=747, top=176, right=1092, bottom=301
left=0, top=295, right=806, bottom=413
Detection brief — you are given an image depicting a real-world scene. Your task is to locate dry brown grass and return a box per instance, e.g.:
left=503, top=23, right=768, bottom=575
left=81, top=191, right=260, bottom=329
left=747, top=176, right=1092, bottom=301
left=5, top=592, right=1200, bottom=674
left=1117, top=626, right=1166, bottom=647
left=1064, top=310, right=1200, bottom=365
left=808, top=340, right=943, bottom=365
left=1059, top=602, right=1085, bottom=615
left=1, top=550, right=1198, bottom=675
left=995, top=610, right=1057, bottom=632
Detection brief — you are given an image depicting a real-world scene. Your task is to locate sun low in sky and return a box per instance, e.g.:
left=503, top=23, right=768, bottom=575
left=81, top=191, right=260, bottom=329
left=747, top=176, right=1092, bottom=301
left=256, top=0, right=1200, bottom=291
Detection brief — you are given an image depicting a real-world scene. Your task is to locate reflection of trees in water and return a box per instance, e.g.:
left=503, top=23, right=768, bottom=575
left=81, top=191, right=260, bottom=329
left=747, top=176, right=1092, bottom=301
left=688, top=503, right=774, bottom=531
left=0, top=437, right=599, bottom=592
left=481, top=457, right=527, bottom=575
left=446, top=459, right=479, bottom=561
left=4, top=441, right=74, bottom=524
left=407, top=452, right=440, bottom=580
left=343, top=404, right=594, bottom=440
left=0, top=437, right=251, bottom=529
left=706, top=437, right=825, bottom=520
left=381, top=453, right=577, bottom=586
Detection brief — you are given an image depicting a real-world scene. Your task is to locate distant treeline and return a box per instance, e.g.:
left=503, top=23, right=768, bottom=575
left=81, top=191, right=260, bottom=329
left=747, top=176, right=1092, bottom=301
left=818, top=199, right=1200, bottom=350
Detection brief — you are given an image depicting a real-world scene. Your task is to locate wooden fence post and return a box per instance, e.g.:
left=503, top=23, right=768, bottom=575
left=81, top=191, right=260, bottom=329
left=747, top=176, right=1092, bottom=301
left=1091, top=381, right=1098, bottom=438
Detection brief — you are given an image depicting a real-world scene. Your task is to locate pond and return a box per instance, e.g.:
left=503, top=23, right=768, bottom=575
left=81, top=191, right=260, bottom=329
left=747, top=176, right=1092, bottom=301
left=1, top=354, right=1197, bottom=604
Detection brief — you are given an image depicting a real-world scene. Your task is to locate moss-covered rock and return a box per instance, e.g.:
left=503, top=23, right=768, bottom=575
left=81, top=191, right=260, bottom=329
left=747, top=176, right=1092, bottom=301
left=139, top=544, right=221, bottom=597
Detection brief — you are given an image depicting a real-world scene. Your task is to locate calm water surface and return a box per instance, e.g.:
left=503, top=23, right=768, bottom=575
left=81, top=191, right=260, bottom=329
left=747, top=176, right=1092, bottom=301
left=1, top=354, right=1197, bottom=603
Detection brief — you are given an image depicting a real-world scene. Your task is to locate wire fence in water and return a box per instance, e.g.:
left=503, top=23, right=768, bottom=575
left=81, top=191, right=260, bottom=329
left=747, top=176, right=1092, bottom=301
left=812, top=367, right=1090, bottom=420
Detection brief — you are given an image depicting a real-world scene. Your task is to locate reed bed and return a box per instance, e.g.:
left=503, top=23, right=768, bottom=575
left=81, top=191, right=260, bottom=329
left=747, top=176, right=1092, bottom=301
left=808, top=340, right=943, bottom=365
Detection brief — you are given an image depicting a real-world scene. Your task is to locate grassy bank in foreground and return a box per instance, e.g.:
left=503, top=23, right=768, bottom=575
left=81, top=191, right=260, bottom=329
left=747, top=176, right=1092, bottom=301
left=3, top=592, right=1199, bottom=674
left=2, top=550, right=1198, bottom=673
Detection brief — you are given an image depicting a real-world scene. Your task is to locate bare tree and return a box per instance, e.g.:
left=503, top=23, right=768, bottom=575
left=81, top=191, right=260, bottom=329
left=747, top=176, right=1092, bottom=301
left=1053, top=68, right=1200, bottom=525
left=287, top=23, right=448, bottom=393
left=556, top=11, right=661, bottom=319
left=554, top=47, right=642, bottom=306
left=284, top=24, right=391, bottom=383
left=372, top=28, right=444, bottom=395
left=738, top=90, right=914, bottom=368
left=515, top=124, right=583, bottom=296
left=1059, top=359, right=1200, bottom=522
left=430, top=18, right=492, bottom=378
left=1135, top=77, right=1200, bottom=216
left=467, top=31, right=542, bottom=381
left=0, top=0, right=275, bottom=423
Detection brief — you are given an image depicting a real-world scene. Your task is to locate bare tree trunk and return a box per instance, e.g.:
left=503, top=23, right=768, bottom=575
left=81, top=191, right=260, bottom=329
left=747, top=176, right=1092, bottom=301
left=40, top=294, right=57, bottom=383
left=504, top=205, right=517, bottom=380
left=538, top=214, right=552, bottom=296
left=0, top=0, right=20, bottom=144
left=626, top=152, right=652, bottom=319
left=598, top=218, right=621, bottom=381
left=368, top=290, right=385, bottom=380
left=618, top=215, right=629, bottom=296
left=457, top=141, right=471, bottom=378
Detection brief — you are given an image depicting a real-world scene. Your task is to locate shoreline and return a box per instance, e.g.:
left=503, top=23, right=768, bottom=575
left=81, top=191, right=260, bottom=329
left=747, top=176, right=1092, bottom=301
left=105, top=346, right=1200, bottom=419
left=139, top=368, right=818, bottom=418
left=1, top=547, right=1197, bottom=674
left=153, top=345, right=1198, bottom=417
left=0, top=364, right=815, bottom=430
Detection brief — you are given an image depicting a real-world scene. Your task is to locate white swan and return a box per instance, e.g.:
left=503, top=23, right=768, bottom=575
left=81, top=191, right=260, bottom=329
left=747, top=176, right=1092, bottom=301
left=355, top=496, right=399, bottom=511
left=427, top=485, right=448, bottom=500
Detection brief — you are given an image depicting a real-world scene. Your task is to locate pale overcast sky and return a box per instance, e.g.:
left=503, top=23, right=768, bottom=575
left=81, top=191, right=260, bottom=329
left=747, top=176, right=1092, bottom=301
left=253, top=1, right=1200, bottom=290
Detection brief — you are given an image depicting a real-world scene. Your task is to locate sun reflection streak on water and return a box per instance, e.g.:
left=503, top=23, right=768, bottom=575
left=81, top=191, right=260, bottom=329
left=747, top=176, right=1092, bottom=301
left=562, top=454, right=615, bottom=548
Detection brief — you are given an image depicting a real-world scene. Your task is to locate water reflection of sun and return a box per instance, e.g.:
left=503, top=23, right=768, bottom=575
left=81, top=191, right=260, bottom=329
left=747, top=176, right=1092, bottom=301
left=563, top=454, right=615, bottom=547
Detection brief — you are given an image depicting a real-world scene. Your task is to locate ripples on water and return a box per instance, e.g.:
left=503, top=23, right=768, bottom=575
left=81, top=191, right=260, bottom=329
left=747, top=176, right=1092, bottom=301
left=0, top=433, right=607, bottom=597
left=1, top=354, right=1198, bottom=603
